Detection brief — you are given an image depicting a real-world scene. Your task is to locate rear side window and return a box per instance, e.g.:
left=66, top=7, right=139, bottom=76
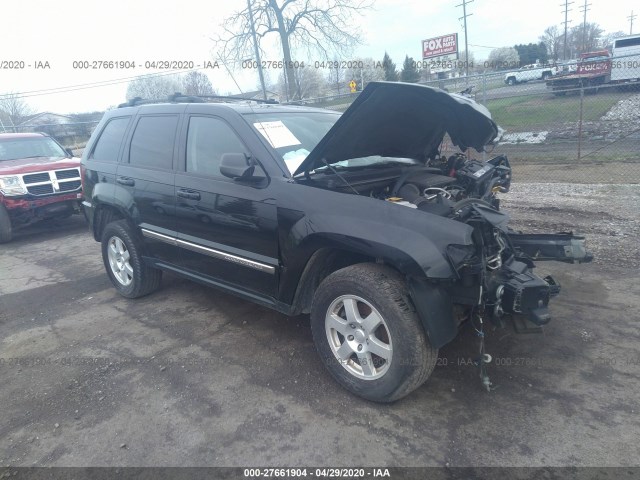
left=90, top=117, right=130, bottom=162
left=615, top=37, right=640, bottom=48
left=186, top=116, right=248, bottom=177
left=129, top=115, right=179, bottom=170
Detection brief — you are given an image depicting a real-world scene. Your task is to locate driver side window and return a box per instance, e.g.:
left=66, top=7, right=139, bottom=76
left=186, top=116, right=249, bottom=178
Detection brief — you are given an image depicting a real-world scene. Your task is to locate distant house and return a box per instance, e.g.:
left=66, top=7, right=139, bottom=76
left=16, top=112, right=89, bottom=145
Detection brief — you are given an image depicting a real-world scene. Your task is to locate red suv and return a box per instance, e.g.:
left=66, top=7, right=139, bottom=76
left=0, top=132, right=83, bottom=243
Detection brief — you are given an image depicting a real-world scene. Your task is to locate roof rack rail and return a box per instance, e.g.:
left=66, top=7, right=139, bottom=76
left=195, top=94, right=279, bottom=104
left=117, top=92, right=279, bottom=108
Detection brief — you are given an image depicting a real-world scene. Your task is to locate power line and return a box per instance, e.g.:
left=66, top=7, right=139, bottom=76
left=455, top=0, right=474, bottom=84
left=579, top=0, right=592, bottom=53
left=629, top=10, right=637, bottom=35
left=0, top=66, right=210, bottom=101
left=560, top=0, right=574, bottom=60
left=468, top=43, right=500, bottom=49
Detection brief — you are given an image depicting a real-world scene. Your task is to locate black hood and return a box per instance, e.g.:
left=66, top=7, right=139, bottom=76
left=294, top=81, right=499, bottom=176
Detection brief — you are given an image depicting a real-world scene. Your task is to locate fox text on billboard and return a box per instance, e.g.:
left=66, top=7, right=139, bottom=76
left=422, top=34, right=458, bottom=60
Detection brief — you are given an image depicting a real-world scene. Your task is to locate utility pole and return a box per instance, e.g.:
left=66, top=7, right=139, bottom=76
left=455, top=0, right=473, bottom=85
left=247, top=0, right=267, bottom=100
left=629, top=11, right=637, bottom=35
left=579, top=0, right=591, bottom=54
left=561, top=0, right=574, bottom=60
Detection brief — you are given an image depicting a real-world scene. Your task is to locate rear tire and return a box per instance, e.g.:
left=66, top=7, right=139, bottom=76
left=101, top=220, right=162, bottom=298
left=310, top=263, right=438, bottom=402
left=0, top=205, right=13, bottom=243
left=506, top=77, right=516, bottom=86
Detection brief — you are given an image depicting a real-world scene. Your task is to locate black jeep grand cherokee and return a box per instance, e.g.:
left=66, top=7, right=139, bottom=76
left=82, top=82, right=591, bottom=402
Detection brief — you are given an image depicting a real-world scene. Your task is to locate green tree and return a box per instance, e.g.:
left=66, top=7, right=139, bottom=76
left=382, top=52, right=398, bottom=81
left=514, top=43, right=548, bottom=65
left=400, top=55, right=420, bottom=83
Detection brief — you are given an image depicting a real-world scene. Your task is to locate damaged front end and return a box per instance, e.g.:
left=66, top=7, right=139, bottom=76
left=449, top=199, right=591, bottom=330
left=443, top=197, right=592, bottom=390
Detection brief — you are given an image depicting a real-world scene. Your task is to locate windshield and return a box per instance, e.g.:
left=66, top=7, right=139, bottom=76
left=0, top=136, right=68, bottom=161
left=244, top=111, right=339, bottom=174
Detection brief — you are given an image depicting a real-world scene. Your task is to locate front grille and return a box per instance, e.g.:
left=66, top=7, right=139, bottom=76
left=20, top=168, right=82, bottom=196
left=59, top=180, right=81, bottom=192
left=27, top=184, right=54, bottom=195
left=23, top=172, right=50, bottom=184
left=55, top=169, right=80, bottom=180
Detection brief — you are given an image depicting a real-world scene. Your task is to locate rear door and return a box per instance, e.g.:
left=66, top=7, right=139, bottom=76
left=116, top=106, right=184, bottom=263
left=173, top=112, right=279, bottom=297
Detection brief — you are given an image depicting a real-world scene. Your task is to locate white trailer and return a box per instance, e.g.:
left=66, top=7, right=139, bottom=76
left=611, top=34, right=640, bottom=83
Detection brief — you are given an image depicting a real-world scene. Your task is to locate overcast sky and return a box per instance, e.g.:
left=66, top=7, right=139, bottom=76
left=0, top=0, right=635, bottom=115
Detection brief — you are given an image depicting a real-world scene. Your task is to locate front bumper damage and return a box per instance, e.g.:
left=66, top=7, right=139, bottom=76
left=448, top=202, right=593, bottom=336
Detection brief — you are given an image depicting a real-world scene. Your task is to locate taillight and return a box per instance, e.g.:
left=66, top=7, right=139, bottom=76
left=80, top=163, right=85, bottom=192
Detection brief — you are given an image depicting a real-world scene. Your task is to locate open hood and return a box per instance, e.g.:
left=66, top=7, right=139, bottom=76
left=294, top=81, right=499, bottom=176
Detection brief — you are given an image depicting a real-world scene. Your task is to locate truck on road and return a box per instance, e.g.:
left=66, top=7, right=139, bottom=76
left=504, top=64, right=557, bottom=85
left=546, top=34, right=640, bottom=95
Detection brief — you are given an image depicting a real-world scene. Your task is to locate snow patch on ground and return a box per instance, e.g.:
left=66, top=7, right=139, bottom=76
left=500, top=131, right=548, bottom=144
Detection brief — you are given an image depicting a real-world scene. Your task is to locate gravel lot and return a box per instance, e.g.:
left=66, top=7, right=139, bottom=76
left=1, top=185, right=639, bottom=468
left=503, top=183, right=640, bottom=268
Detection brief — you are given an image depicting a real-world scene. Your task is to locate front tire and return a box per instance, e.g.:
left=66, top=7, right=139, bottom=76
left=0, top=205, right=13, bottom=243
left=506, top=77, right=516, bottom=86
left=101, top=220, right=161, bottom=298
left=310, top=264, right=438, bottom=402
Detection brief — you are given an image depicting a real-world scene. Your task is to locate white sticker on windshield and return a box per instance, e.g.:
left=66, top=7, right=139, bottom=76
left=253, top=121, right=301, bottom=149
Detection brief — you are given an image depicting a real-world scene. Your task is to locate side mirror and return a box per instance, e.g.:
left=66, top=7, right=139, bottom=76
left=65, top=148, right=74, bottom=157
left=220, top=153, right=255, bottom=179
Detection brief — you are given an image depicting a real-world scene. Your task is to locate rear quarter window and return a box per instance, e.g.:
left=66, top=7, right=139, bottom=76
left=90, top=117, right=131, bottom=162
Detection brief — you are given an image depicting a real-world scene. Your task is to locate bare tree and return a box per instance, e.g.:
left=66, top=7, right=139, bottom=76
left=601, top=30, right=627, bottom=49
left=539, top=25, right=563, bottom=61
left=568, top=22, right=604, bottom=56
left=326, top=59, right=346, bottom=95
left=0, top=93, right=35, bottom=126
left=277, top=66, right=326, bottom=99
left=344, top=58, right=384, bottom=91
left=181, top=71, right=217, bottom=96
left=454, top=50, right=475, bottom=76
left=216, top=0, right=373, bottom=100
left=126, top=75, right=183, bottom=100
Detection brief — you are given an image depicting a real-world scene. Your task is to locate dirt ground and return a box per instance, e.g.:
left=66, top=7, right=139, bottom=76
left=1, top=185, right=639, bottom=468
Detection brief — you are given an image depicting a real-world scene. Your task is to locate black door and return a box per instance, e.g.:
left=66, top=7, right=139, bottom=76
left=117, top=111, right=181, bottom=264
left=173, top=115, right=279, bottom=298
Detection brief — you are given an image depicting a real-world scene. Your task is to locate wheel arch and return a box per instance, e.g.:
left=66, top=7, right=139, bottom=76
left=92, top=202, right=130, bottom=241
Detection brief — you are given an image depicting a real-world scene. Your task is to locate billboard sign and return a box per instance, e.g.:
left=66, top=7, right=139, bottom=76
left=422, top=33, right=458, bottom=60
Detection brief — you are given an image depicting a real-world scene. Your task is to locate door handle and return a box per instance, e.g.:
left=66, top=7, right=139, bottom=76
left=116, top=176, right=135, bottom=186
left=177, top=189, right=201, bottom=201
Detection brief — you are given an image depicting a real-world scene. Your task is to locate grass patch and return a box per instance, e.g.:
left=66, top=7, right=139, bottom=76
left=484, top=92, right=628, bottom=131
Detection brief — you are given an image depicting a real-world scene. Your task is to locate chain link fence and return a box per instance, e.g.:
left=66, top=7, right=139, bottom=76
left=304, top=67, right=640, bottom=185
left=0, top=121, right=100, bottom=154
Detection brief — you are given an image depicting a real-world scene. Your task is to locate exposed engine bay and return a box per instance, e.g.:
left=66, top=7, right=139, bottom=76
left=301, top=152, right=592, bottom=389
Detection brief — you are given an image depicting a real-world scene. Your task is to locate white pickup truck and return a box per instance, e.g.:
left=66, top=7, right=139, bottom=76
left=504, top=64, right=557, bottom=85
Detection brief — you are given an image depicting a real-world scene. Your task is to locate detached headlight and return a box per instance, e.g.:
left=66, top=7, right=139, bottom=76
left=0, top=176, right=27, bottom=196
